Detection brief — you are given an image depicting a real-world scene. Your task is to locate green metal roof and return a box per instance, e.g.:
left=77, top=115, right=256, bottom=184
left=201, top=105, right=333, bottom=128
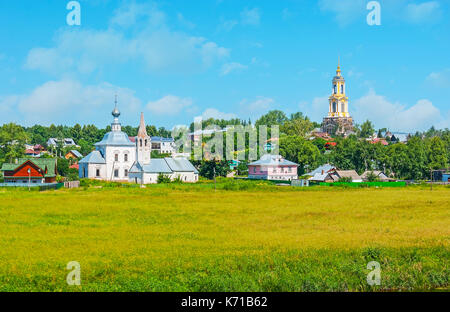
left=1, top=158, right=57, bottom=177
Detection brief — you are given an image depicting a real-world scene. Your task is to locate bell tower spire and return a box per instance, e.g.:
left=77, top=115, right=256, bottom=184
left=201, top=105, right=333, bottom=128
left=136, top=112, right=151, bottom=165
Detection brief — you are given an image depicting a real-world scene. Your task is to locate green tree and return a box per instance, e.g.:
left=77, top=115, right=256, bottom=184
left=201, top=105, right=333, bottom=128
left=255, top=110, right=288, bottom=127
left=426, top=136, right=448, bottom=169
left=198, top=160, right=230, bottom=179
left=279, top=135, right=321, bottom=175
left=0, top=123, right=28, bottom=163
left=56, top=158, right=70, bottom=177
left=359, top=120, right=375, bottom=138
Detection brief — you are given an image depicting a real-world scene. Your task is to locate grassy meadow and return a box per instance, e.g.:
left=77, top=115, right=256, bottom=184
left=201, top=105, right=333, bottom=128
left=0, top=180, right=449, bottom=292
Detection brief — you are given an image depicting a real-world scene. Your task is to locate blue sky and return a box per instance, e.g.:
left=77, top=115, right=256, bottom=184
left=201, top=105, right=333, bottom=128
left=0, top=0, right=449, bottom=131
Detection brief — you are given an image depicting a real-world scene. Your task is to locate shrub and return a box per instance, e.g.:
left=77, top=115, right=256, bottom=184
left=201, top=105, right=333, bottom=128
left=157, top=174, right=172, bottom=184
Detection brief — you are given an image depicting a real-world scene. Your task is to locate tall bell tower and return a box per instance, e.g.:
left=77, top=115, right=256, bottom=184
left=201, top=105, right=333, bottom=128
left=136, top=112, right=151, bottom=165
left=322, top=59, right=354, bottom=135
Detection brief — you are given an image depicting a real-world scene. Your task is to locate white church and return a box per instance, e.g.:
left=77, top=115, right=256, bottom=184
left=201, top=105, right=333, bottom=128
left=79, top=104, right=199, bottom=184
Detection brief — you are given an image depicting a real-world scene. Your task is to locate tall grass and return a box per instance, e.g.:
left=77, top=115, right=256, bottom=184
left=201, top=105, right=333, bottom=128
left=0, top=185, right=448, bottom=291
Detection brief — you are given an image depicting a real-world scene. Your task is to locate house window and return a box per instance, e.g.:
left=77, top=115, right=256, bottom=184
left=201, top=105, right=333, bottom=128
left=114, top=169, right=119, bottom=178
left=96, top=169, right=100, bottom=177
left=288, top=167, right=292, bottom=173
left=124, top=154, right=128, bottom=162
left=124, top=169, right=128, bottom=177
left=115, top=154, right=119, bottom=162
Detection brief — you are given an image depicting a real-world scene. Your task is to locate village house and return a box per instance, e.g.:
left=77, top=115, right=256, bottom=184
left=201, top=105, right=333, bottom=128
left=65, top=150, right=83, bottom=160
left=307, top=164, right=336, bottom=182
left=329, top=169, right=362, bottom=182
left=47, top=138, right=78, bottom=148
left=361, top=170, right=390, bottom=182
left=309, top=168, right=362, bottom=183
left=1, top=158, right=57, bottom=184
left=248, top=154, right=299, bottom=181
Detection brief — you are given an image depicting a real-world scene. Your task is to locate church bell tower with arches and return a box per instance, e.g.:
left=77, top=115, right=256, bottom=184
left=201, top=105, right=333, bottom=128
left=322, top=59, right=354, bottom=135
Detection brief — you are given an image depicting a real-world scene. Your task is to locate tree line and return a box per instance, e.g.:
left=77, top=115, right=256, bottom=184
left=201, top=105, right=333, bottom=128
left=1, top=110, right=449, bottom=181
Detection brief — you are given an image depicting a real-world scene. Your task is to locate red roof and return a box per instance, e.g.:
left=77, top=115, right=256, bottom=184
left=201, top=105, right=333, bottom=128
left=128, top=136, right=136, bottom=143
left=371, top=138, right=389, bottom=146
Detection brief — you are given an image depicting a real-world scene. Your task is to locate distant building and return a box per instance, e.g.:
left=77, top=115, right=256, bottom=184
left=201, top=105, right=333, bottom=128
left=79, top=102, right=198, bottom=184
left=329, top=169, right=362, bottom=182
left=306, top=164, right=336, bottom=177
left=47, top=138, right=78, bottom=148
left=369, top=138, right=389, bottom=146
left=442, top=173, right=450, bottom=183
left=361, top=171, right=390, bottom=182
left=248, top=154, right=298, bottom=181
left=24, top=144, right=46, bottom=157
left=65, top=150, right=83, bottom=160
left=1, top=158, right=57, bottom=184
left=151, top=137, right=176, bottom=154
left=321, top=61, right=354, bottom=135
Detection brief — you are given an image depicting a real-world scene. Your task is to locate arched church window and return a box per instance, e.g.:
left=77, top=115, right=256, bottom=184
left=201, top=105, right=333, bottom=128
left=341, top=103, right=345, bottom=113
left=333, top=84, right=337, bottom=94
left=341, top=85, right=344, bottom=94
left=332, top=102, right=337, bottom=112
left=140, top=139, right=142, bottom=147
left=145, top=139, right=148, bottom=146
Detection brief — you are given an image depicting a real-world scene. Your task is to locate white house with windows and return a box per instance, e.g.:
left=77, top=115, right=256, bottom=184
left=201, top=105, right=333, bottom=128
left=79, top=103, right=198, bottom=183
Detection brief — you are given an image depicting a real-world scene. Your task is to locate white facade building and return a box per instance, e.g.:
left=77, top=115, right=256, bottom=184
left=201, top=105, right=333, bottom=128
left=79, top=104, right=198, bottom=184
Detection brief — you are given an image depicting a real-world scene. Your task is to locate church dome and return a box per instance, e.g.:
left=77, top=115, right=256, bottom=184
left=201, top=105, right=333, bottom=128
left=112, top=107, right=120, bottom=118
left=95, top=131, right=135, bottom=147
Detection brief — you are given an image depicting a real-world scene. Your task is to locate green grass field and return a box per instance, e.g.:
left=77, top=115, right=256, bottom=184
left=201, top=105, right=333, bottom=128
left=0, top=181, right=448, bottom=292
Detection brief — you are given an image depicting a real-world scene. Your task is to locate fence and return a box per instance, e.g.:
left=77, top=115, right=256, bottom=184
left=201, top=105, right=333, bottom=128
left=0, top=182, right=65, bottom=191
left=319, top=181, right=406, bottom=188
left=64, top=181, right=80, bottom=188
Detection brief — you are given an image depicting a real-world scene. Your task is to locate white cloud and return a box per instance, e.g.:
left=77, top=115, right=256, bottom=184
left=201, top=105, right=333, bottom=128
left=405, top=1, right=441, bottom=24
left=241, top=8, right=261, bottom=26
left=318, top=0, right=365, bottom=26
left=220, top=62, right=248, bottom=76
left=0, top=80, right=141, bottom=126
left=352, top=89, right=446, bottom=131
left=177, top=13, right=196, bottom=29
left=202, top=108, right=237, bottom=120
left=25, top=3, right=229, bottom=75
left=426, top=69, right=450, bottom=88
left=218, top=20, right=238, bottom=32
left=298, top=96, right=329, bottom=123
left=239, top=96, right=274, bottom=120
left=146, top=95, right=193, bottom=115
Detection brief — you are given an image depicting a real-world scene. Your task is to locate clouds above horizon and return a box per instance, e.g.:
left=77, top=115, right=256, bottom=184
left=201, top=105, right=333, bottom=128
left=352, top=89, right=448, bottom=132
left=25, top=2, right=229, bottom=76
left=0, top=80, right=141, bottom=126
left=319, top=0, right=442, bottom=26
left=146, top=95, right=193, bottom=116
